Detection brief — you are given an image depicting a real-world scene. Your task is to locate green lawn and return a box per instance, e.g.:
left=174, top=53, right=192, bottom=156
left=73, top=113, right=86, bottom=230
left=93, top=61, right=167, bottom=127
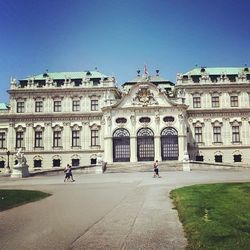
left=170, top=183, right=250, bottom=250
left=0, top=189, right=51, bottom=212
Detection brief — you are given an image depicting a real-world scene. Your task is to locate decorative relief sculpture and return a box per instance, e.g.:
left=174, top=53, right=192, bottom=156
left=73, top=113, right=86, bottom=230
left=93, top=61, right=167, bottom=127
left=132, top=86, right=158, bottom=106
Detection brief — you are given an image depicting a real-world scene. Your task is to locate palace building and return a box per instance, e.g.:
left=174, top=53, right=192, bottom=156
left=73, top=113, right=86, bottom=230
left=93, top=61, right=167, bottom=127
left=0, top=66, right=249, bottom=170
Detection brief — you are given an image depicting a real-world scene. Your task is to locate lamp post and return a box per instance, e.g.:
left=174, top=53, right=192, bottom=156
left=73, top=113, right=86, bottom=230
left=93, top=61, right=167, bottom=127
left=5, top=150, right=11, bottom=174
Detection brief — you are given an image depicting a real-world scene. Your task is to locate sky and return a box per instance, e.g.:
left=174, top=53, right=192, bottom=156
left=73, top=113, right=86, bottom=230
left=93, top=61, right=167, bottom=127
left=0, top=0, right=249, bottom=103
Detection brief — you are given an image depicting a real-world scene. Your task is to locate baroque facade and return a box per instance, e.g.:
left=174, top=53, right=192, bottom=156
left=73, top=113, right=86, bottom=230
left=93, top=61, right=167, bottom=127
left=0, top=67, right=249, bottom=170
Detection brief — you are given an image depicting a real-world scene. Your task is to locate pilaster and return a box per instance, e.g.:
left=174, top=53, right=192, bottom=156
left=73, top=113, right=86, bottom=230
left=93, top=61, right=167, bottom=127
left=130, top=136, right=137, bottom=162
left=154, top=136, right=161, bottom=161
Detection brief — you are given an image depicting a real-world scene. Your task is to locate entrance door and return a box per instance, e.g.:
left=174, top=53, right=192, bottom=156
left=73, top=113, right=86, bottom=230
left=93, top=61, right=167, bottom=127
left=161, top=127, right=178, bottom=160
left=137, top=128, right=154, bottom=161
left=113, top=129, right=130, bottom=162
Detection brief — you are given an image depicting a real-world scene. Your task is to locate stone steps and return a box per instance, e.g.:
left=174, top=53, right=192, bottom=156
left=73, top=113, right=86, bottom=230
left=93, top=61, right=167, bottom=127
left=105, top=161, right=183, bottom=173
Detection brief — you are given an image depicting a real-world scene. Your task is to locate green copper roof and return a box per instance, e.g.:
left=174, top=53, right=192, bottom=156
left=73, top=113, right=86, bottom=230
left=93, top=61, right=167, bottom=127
left=21, top=71, right=108, bottom=81
left=124, top=74, right=173, bottom=85
left=0, top=103, right=8, bottom=110
left=184, top=67, right=250, bottom=75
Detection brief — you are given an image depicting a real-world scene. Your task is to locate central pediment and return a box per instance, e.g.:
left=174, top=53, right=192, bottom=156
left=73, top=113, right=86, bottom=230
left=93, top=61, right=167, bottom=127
left=112, top=82, right=177, bottom=109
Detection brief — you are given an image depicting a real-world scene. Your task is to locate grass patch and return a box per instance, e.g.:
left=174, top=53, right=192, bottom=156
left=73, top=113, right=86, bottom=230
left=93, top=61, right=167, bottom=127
left=170, top=183, right=250, bottom=250
left=0, top=189, right=51, bottom=212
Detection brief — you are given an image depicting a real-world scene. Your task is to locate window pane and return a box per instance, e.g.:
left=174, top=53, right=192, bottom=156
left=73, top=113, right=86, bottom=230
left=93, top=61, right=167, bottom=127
left=213, top=126, right=221, bottom=142
left=72, top=100, right=80, bottom=112
left=54, top=101, right=61, bottom=112
left=72, top=130, right=80, bottom=147
left=195, top=127, right=202, bottom=143
left=193, top=97, right=201, bottom=108
left=53, top=131, right=61, bottom=147
left=35, top=131, right=43, bottom=147
left=91, top=100, right=98, bottom=111
left=230, top=96, right=238, bottom=107
left=232, top=126, right=240, bottom=142
left=17, top=102, right=24, bottom=113
left=0, top=132, right=6, bottom=148
left=212, top=96, right=219, bottom=107
left=35, top=101, right=43, bottom=112
left=16, top=132, right=24, bottom=148
left=91, top=130, right=99, bottom=146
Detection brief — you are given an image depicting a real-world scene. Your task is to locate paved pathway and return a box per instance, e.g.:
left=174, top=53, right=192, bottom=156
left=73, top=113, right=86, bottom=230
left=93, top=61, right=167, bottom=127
left=0, top=170, right=250, bottom=250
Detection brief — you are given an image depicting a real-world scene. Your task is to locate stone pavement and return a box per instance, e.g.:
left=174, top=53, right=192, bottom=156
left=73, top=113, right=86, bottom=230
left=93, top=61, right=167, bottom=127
left=0, top=169, right=250, bottom=250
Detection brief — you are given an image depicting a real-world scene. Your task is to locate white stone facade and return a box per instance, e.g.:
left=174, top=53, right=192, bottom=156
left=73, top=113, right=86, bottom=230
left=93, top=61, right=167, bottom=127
left=0, top=67, right=249, bottom=170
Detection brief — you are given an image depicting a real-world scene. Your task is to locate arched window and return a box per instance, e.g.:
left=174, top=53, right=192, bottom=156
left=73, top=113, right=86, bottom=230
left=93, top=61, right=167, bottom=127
left=161, top=127, right=178, bottom=160
left=113, top=129, right=130, bottom=162
left=137, top=128, right=154, bottom=161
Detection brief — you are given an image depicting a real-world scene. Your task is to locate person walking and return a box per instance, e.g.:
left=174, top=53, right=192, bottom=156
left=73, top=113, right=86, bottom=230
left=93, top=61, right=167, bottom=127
left=68, top=165, right=75, bottom=182
left=64, top=164, right=71, bottom=182
left=153, top=160, right=160, bottom=178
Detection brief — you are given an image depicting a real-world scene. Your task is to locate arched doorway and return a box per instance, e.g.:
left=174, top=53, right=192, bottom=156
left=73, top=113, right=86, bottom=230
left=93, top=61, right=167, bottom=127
left=113, top=128, right=130, bottom=162
left=161, top=127, right=178, bottom=160
left=137, top=128, right=154, bottom=161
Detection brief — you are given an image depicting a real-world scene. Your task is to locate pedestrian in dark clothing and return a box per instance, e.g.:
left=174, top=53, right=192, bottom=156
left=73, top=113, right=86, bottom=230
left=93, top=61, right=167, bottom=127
left=64, top=164, right=75, bottom=182
left=153, top=160, right=160, bottom=178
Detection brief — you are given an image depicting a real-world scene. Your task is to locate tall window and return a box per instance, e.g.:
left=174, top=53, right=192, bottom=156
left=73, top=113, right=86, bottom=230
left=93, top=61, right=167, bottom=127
left=232, top=126, right=240, bottom=142
left=91, top=130, right=99, bottom=146
left=230, top=96, right=238, bottom=107
left=91, top=100, right=98, bottom=111
left=17, top=101, right=25, bottom=113
left=35, top=101, right=43, bottom=112
left=54, top=101, right=61, bottom=112
left=213, top=126, right=221, bottom=143
left=53, top=131, right=62, bottom=147
left=0, top=132, right=6, bottom=148
left=195, top=127, right=202, bottom=143
left=72, top=100, right=80, bottom=112
left=193, top=97, right=201, bottom=108
left=34, top=131, right=43, bottom=148
left=72, top=130, right=80, bottom=147
left=212, top=96, right=219, bottom=108
left=16, top=132, right=24, bottom=148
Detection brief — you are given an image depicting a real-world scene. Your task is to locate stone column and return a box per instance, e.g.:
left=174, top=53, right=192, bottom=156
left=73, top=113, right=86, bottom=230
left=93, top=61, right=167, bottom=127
left=103, top=137, right=113, bottom=163
left=44, top=123, right=52, bottom=150
left=130, top=136, right=137, bottom=162
left=25, top=123, right=33, bottom=151
left=178, top=135, right=187, bottom=161
left=154, top=136, right=161, bottom=161
left=222, top=117, right=230, bottom=145
left=63, top=122, right=71, bottom=150
left=8, top=123, right=15, bottom=151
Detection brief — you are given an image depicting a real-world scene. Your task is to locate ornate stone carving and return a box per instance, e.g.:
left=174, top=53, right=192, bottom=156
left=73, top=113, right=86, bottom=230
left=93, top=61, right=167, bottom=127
left=132, top=86, right=158, bottom=106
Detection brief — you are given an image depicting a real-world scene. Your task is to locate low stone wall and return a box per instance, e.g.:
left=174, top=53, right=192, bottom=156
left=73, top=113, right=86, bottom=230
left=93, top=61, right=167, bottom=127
left=29, top=165, right=102, bottom=177
left=189, top=161, right=250, bottom=170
